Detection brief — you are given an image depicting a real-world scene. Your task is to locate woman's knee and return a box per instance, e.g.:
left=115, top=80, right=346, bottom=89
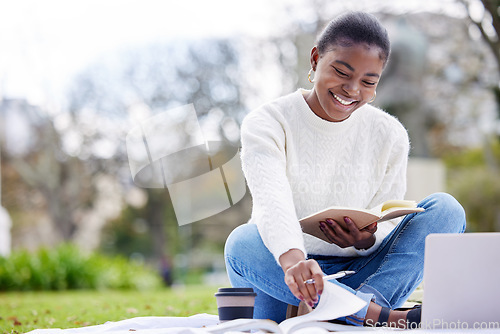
left=224, top=223, right=260, bottom=259
left=421, top=192, right=466, bottom=233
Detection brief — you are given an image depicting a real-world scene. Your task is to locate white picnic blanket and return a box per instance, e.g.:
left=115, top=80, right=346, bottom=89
left=27, top=313, right=220, bottom=334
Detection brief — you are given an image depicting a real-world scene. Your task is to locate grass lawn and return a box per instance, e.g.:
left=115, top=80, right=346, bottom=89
left=0, top=285, right=219, bottom=334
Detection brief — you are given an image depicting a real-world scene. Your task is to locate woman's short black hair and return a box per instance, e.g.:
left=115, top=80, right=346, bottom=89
left=317, top=11, right=391, bottom=65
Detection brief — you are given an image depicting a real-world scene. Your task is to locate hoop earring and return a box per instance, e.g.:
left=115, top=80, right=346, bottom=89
left=369, top=92, right=377, bottom=103
left=308, top=68, right=315, bottom=83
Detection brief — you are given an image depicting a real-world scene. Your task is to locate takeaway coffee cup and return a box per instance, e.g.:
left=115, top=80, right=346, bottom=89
left=214, top=287, right=257, bottom=322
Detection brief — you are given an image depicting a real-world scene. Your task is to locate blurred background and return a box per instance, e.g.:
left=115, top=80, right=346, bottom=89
left=1, top=0, right=499, bottom=289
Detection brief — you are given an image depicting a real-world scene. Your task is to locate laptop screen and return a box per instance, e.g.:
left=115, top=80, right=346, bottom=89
left=421, top=233, right=500, bottom=330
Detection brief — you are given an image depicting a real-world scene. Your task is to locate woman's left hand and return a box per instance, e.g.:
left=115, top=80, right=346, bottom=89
left=319, top=217, right=377, bottom=249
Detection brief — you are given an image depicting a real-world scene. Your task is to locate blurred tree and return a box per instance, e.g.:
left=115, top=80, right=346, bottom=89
left=66, top=38, right=248, bottom=264
left=460, top=0, right=500, bottom=132
left=0, top=98, right=123, bottom=249
left=458, top=0, right=500, bottom=230
left=374, top=17, right=430, bottom=157
left=460, top=0, right=500, bottom=76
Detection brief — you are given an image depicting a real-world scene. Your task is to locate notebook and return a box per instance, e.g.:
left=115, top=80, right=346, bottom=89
left=421, top=233, right=500, bottom=330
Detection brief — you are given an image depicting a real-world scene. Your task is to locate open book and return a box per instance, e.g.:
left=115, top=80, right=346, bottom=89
left=206, top=281, right=375, bottom=334
left=300, top=200, right=425, bottom=243
left=206, top=318, right=364, bottom=333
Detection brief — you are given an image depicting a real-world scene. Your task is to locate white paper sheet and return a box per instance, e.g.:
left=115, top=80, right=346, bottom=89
left=278, top=280, right=367, bottom=333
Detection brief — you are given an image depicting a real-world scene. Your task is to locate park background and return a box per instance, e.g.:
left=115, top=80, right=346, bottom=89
left=1, top=0, right=500, bottom=331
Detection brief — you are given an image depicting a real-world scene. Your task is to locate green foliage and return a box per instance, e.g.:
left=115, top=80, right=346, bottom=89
left=447, top=166, right=500, bottom=232
left=442, top=148, right=486, bottom=169
left=444, top=141, right=500, bottom=232
left=0, top=244, right=163, bottom=291
left=100, top=189, right=180, bottom=262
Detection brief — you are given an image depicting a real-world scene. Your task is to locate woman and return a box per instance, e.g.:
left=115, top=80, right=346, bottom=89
left=224, top=11, right=466, bottom=328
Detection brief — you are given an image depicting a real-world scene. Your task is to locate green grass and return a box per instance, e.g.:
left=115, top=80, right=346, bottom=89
left=0, top=285, right=219, bottom=334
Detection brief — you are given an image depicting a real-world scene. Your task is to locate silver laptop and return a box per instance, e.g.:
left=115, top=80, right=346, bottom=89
left=421, top=233, right=500, bottom=330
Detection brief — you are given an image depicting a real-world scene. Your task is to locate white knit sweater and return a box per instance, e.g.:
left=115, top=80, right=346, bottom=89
left=240, top=89, right=410, bottom=263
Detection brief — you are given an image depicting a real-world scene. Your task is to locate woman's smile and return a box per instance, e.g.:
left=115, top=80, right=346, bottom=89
left=328, top=91, right=359, bottom=117
left=330, top=91, right=358, bottom=106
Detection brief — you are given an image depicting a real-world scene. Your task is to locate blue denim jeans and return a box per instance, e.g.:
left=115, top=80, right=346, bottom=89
left=224, top=193, right=466, bottom=325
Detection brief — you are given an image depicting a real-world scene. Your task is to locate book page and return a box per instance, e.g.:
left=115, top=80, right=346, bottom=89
left=206, top=318, right=281, bottom=333
left=380, top=200, right=418, bottom=212
left=378, top=207, right=425, bottom=222
left=279, top=281, right=367, bottom=333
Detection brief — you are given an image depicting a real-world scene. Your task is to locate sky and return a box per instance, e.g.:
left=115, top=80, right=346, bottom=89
left=0, top=0, right=294, bottom=106
left=0, top=0, right=465, bottom=108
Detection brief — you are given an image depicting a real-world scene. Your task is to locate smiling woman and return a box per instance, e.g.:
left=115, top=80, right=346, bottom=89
left=224, top=11, right=466, bottom=330
left=304, top=12, right=389, bottom=123
left=305, top=44, right=383, bottom=122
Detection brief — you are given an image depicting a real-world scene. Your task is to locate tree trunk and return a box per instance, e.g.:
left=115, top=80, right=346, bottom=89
left=146, top=189, right=167, bottom=262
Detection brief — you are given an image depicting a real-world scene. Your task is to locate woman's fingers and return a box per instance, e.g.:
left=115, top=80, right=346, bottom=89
left=284, top=259, right=324, bottom=307
left=321, top=217, right=377, bottom=248
left=363, top=222, right=378, bottom=234
left=284, top=274, right=304, bottom=301
left=297, top=275, right=318, bottom=307
left=322, top=219, right=350, bottom=248
left=344, top=216, right=360, bottom=233
left=310, top=271, right=325, bottom=296
left=319, top=221, right=336, bottom=243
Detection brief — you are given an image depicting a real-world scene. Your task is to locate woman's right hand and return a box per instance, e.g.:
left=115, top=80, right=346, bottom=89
left=279, top=249, right=324, bottom=308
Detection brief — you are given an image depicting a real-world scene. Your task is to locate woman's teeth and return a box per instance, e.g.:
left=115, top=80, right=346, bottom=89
left=332, top=93, right=355, bottom=106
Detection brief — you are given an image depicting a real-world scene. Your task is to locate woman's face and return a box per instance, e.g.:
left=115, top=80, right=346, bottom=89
left=306, top=43, right=385, bottom=122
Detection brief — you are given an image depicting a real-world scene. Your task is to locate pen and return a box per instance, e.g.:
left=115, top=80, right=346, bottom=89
left=303, top=270, right=356, bottom=284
